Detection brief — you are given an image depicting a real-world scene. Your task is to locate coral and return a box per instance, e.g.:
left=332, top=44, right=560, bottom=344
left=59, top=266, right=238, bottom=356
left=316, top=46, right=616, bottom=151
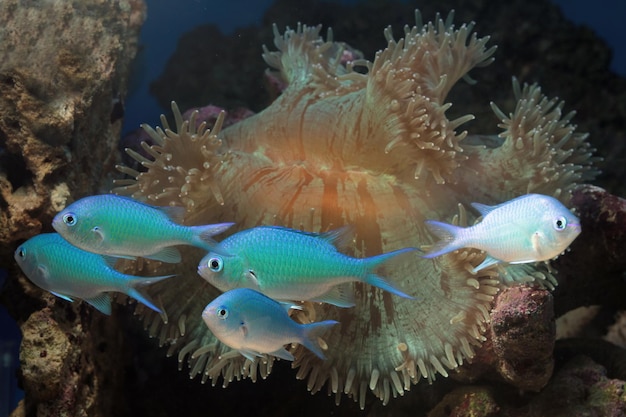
left=428, top=354, right=626, bottom=417
left=0, top=0, right=145, bottom=416
left=552, top=185, right=626, bottom=316
left=428, top=386, right=500, bottom=417
left=16, top=305, right=130, bottom=417
left=114, top=9, right=597, bottom=409
left=523, top=354, right=626, bottom=417
left=488, top=286, right=555, bottom=391
left=0, top=0, right=146, bottom=261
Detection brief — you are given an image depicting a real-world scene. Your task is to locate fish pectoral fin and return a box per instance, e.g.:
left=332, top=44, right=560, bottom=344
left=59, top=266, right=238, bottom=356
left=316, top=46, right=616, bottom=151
left=245, top=269, right=260, bottom=287
left=144, top=247, right=181, bottom=263
left=91, top=226, right=105, bottom=243
left=84, top=293, right=112, bottom=315
left=50, top=291, right=74, bottom=303
left=238, top=349, right=262, bottom=362
left=310, top=284, right=356, bottom=308
left=269, top=348, right=295, bottom=361
left=531, top=231, right=544, bottom=257
left=472, top=255, right=500, bottom=273
left=279, top=301, right=303, bottom=311
left=37, top=265, right=51, bottom=280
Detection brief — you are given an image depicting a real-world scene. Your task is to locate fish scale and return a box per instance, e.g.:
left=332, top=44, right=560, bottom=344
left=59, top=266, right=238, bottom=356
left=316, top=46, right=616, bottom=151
left=52, top=194, right=233, bottom=263
left=202, top=288, right=339, bottom=361
left=14, top=233, right=174, bottom=315
left=198, top=225, right=416, bottom=307
left=423, top=193, right=581, bottom=272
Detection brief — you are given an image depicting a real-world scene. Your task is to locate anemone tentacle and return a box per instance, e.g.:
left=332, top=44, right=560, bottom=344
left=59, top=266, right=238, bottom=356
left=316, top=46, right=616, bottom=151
left=112, top=9, right=596, bottom=408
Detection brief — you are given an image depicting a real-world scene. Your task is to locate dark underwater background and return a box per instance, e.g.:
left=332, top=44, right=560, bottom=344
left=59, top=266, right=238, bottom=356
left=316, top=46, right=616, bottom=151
left=121, top=0, right=626, bottom=137
left=1, top=0, right=625, bottom=415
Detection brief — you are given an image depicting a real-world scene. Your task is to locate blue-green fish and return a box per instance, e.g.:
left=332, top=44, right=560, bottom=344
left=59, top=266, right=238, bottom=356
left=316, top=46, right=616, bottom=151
left=52, top=194, right=233, bottom=263
left=198, top=226, right=416, bottom=307
left=202, top=288, right=338, bottom=361
left=14, top=233, right=173, bottom=315
left=423, top=193, right=581, bottom=272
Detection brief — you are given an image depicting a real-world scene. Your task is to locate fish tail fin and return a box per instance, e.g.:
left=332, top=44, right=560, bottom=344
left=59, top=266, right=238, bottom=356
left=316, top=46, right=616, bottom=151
left=362, top=247, right=417, bottom=299
left=126, top=274, right=175, bottom=313
left=299, top=320, right=339, bottom=360
left=423, top=220, right=465, bottom=258
left=190, top=222, right=234, bottom=251
left=364, top=273, right=414, bottom=299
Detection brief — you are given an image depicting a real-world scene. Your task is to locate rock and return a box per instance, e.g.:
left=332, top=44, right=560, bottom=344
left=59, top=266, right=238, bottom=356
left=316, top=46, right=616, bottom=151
left=554, top=185, right=626, bottom=316
left=0, top=0, right=145, bottom=416
left=0, top=0, right=146, bottom=261
left=489, top=286, right=555, bottom=391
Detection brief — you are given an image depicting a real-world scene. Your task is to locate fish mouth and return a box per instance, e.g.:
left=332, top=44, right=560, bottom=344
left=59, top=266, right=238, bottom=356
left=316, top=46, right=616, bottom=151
left=201, top=304, right=216, bottom=323
left=569, top=222, right=582, bottom=231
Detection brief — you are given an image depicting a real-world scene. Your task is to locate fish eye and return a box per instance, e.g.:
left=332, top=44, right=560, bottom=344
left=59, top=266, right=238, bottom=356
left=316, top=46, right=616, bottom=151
left=62, top=212, right=77, bottom=226
left=216, top=307, right=229, bottom=320
left=554, top=216, right=567, bottom=231
left=16, top=247, right=25, bottom=258
left=208, top=257, right=223, bottom=272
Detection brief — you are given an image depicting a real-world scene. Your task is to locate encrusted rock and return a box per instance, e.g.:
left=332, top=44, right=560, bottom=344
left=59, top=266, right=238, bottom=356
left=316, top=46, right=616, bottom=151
left=0, top=0, right=145, bottom=416
left=490, top=286, right=555, bottom=391
left=19, top=309, right=72, bottom=402
left=0, top=0, right=146, bottom=261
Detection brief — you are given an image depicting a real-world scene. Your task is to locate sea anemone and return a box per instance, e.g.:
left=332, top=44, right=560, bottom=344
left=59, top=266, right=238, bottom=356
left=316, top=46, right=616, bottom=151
left=114, top=10, right=597, bottom=408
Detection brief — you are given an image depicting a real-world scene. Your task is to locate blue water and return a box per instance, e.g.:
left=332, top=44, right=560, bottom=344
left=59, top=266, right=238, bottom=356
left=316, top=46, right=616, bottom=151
left=0, top=269, right=23, bottom=417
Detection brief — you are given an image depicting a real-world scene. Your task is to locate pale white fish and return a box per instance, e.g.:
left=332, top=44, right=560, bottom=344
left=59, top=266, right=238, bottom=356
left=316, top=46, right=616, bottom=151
left=423, top=193, right=581, bottom=272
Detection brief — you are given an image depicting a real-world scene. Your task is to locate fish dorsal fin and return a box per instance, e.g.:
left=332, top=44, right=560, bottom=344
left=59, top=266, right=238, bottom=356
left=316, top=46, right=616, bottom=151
left=144, top=247, right=181, bottom=263
left=318, top=226, right=354, bottom=250
left=158, top=205, right=186, bottom=224
left=310, top=284, right=356, bottom=308
left=471, top=202, right=497, bottom=217
left=84, top=293, right=112, bottom=315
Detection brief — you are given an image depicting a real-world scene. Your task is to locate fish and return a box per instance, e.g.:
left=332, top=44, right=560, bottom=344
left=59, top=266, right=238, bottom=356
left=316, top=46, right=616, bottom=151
left=423, top=193, right=582, bottom=272
left=14, top=233, right=174, bottom=315
left=202, top=288, right=338, bottom=361
left=197, top=225, right=416, bottom=307
left=52, top=194, right=233, bottom=263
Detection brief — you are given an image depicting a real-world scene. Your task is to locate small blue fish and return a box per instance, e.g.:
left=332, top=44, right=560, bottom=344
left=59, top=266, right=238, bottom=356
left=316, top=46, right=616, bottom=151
left=202, top=288, right=338, bottom=361
left=423, top=193, right=581, bottom=272
left=52, top=194, right=233, bottom=263
left=14, top=233, right=174, bottom=315
left=198, top=226, right=416, bottom=308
